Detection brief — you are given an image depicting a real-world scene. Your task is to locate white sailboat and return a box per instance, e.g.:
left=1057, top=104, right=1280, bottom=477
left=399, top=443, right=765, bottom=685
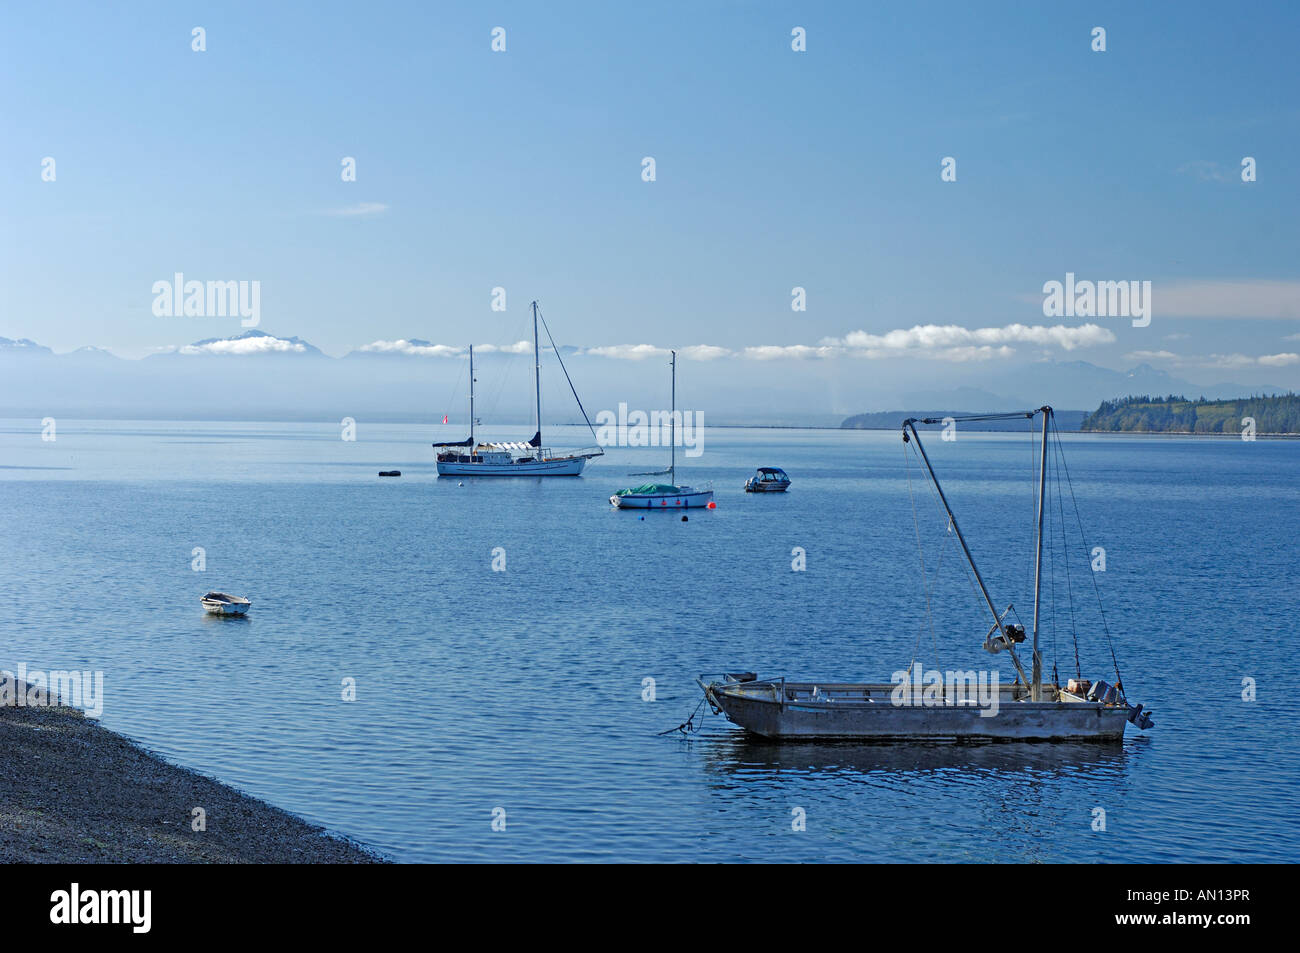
left=700, top=407, right=1154, bottom=741
left=434, top=301, right=603, bottom=476
left=610, top=351, right=714, bottom=509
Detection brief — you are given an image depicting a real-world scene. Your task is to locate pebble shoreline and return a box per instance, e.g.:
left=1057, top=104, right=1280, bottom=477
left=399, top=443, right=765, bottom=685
left=1, top=685, right=384, bottom=863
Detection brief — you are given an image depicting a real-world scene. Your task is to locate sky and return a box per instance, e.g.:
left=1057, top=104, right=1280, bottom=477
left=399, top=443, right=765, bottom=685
left=2, top=0, right=1298, bottom=397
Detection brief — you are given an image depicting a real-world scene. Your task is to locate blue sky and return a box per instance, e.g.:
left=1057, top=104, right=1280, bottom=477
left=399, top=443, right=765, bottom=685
left=2, top=0, right=1298, bottom=390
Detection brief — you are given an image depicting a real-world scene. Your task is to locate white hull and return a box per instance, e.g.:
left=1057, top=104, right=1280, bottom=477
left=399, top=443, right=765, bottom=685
left=610, top=488, right=714, bottom=509
left=201, top=593, right=251, bottom=615
left=435, top=305, right=604, bottom=479
left=203, top=602, right=250, bottom=616
left=438, top=456, right=587, bottom=476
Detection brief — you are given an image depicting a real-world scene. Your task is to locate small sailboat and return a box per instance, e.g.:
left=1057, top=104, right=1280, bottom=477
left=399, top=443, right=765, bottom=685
left=610, top=351, right=714, bottom=509
left=434, top=301, right=603, bottom=477
left=200, top=592, right=251, bottom=616
left=744, top=467, right=791, bottom=492
left=700, top=407, right=1153, bottom=741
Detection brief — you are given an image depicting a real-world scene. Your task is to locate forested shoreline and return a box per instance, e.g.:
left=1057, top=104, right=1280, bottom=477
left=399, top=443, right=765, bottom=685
left=1080, top=394, right=1300, bottom=433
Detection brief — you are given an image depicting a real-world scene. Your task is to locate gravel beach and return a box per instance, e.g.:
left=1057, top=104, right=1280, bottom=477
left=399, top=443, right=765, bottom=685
left=0, top=685, right=384, bottom=863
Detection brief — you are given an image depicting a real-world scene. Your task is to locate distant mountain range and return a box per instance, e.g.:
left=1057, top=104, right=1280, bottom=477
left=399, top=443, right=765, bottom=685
left=145, top=329, right=326, bottom=359
left=0, top=329, right=1288, bottom=425
left=0, top=336, right=55, bottom=355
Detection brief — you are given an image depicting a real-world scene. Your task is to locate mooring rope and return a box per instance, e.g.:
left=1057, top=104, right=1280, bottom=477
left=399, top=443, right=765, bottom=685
left=658, top=694, right=710, bottom=736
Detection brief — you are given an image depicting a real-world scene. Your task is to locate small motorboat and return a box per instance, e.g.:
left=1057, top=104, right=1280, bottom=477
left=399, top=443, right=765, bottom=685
left=744, top=467, right=791, bottom=492
left=201, top=592, right=251, bottom=616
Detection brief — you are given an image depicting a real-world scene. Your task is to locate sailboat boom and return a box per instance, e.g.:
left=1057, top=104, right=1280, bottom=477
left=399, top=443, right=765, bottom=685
left=903, top=417, right=1030, bottom=686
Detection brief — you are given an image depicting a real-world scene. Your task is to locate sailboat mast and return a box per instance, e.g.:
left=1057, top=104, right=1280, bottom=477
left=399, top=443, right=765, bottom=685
left=468, top=345, right=475, bottom=447
left=532, top=301, right=542, bottom=451
left=904, top=419, right=1030, bottom=687
left=670, top=350, right=676, bottom=484
left=1030, top=405, right=1052, bottom=701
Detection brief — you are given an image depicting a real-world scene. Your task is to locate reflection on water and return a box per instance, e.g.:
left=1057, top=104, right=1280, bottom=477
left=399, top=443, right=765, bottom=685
left=1, top=421, right=1296, bottom=861
left=200, top=613, right=252, bottom=627
left=703, top=734, right=1129, bottom=779
left=685, top=730, right=1141, bottom=862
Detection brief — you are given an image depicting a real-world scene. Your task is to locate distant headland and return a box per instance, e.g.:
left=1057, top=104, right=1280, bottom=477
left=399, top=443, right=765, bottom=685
left=840, top=394, right=1300, bottom=435
left=1079, top=394, right=1300, bottom=434
left=840, top=409, right=1088, bottom=432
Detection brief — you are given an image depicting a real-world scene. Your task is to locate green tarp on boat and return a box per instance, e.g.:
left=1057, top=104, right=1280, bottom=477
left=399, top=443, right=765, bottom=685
left=615, top=483, right=683, bottom=496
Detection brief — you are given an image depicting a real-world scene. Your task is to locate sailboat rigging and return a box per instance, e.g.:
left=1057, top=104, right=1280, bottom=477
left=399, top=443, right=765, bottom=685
left=433, top=301, right=603, bottom=476
left=609, top=350, right=714, bottom=509
left=699, top=406, right=1154, bottom=741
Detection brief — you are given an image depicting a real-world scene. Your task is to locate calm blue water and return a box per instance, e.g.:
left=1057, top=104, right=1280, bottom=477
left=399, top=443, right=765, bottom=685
left=1, top=419, right=1297, bottom=862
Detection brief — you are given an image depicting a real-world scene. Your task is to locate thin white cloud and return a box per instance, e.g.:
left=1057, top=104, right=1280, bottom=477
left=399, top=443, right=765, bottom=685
left=360, top=340, right=461, bottom=357
left=741, top=343, right=1017, bottom=363
left=678, top=344, right=731, bottom=361
left=478, top=340, right=533, bottom=355
left=358, top=339, right=532, bottom=357
left=325, top=202, right=389, bottom=217
left=583, top=344, right=668, bottom=360
left=915, top=345, right=1015, bottom=362
left=180, top=336, right=306, bottom=356
left=1259, top=352, right=1300, bottom=367
left=582, top=344, right=732, bottom=360
left=1126, top=350, right=1181, bottom=363
left=578, top=323, right=1111, bottom=364
left=828, top=323, right=1114, bottom=352
left=1126, top=349, right=1299, bottom=369
left=351, top=323, right=1115, bottom=365
left=740, top=344, right=838, bottom=361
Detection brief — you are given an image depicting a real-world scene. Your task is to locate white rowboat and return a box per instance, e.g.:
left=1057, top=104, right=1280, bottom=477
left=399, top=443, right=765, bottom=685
left=201, top=592, right=251, bottom=616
